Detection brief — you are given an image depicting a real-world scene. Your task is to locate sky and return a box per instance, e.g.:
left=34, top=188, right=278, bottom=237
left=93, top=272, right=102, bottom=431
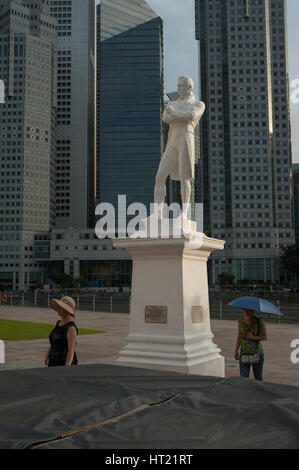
left=98, top=0, right=299, bottom=163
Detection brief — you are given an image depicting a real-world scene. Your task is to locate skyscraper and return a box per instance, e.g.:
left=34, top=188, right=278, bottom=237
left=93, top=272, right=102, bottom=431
left=195, top=0, right=295, bottom=284
left=0, top=0, right=57, bottom=291
left=98, top=0, right=164, bottom=222
left=294, top=163, right=299, bottom=245
left=50, top=0, right=96, bottom=230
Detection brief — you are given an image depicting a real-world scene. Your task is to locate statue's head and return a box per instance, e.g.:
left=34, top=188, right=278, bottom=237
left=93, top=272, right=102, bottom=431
left=177, top=76, right=194, bottom=99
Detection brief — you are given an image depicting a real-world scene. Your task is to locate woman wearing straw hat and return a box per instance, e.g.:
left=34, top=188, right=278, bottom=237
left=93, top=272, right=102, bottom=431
left=45, top=296, right=78, bottom=367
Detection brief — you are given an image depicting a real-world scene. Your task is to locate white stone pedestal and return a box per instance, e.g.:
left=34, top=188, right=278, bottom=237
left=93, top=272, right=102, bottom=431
left=113, top=231, right=226, bottom=378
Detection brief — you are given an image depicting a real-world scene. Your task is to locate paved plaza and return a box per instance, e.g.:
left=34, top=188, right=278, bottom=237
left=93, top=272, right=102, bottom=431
left=0, top=306, right=299, bottom=388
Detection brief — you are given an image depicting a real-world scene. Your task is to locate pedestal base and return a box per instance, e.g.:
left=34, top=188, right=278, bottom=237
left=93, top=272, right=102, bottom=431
left=117, top=333, right=225, bottom=377
left=113, top=232, right=226, bottom=378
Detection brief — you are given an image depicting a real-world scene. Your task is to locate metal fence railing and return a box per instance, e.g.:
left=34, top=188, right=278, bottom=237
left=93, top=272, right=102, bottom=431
left=210, top=301, right=299, bottom=323
left=0, top=292, right=131, bottom=314
left=1, top=290, right=299, bottom=323
left=209, top=291, right=299, bottom=323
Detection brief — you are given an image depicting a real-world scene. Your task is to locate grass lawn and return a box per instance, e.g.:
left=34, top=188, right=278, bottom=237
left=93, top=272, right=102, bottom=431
left=0, top=318, right=105, bottom=341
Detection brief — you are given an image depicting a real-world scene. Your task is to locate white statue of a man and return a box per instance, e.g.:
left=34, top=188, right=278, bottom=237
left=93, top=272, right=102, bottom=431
left=154, top=75, right=205, bottom=217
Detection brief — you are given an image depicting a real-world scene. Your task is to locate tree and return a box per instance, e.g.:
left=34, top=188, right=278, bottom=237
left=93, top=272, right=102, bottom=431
left=50, top=272, right=70, bottom=287
left=282, top=244, right=299, bottom=286
left=237, top=278, right=252, bottom=286
left=73, top=276, right=87, bottom=288
left=218, top=272, right=235, bottom=286
left=49, top=272, right=87, bottom=288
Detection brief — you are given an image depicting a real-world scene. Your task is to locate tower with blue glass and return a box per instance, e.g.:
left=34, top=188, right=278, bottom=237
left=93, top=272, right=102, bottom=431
left=97, top=0, right=164, bottom=226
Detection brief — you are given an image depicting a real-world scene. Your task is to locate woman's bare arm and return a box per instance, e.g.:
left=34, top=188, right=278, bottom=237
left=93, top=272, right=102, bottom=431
left=65, top=326, right=77, bottom=366
left=235, top=331, right=242, bottom=360
left=247, top=330, right=267, bottom=342
left=45, top=346, right=51, bottom=366
left=247, top=320, right=268, bottom=342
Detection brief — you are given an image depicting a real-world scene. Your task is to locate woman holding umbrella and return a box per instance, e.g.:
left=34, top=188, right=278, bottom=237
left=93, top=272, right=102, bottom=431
left=235, top=308, right=267, bottom=381
left=230, top=296, right=283, bottom=381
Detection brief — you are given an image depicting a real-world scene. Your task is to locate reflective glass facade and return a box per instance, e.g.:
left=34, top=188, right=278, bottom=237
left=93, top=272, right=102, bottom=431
left=98, top=14, right=164, bottom=219
left=80, top=259, right=132, bottom=287
left=0, top=0, right=57, bottom=291
left=195, top=0, right=295, bottom=284
left=50, top=0, right=96, bottom=229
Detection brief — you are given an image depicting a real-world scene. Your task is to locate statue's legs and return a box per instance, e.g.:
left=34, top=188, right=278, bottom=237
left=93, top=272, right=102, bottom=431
left=154, top=146, right=178, bottom=216
left=180, top=179, right=191, bottom=218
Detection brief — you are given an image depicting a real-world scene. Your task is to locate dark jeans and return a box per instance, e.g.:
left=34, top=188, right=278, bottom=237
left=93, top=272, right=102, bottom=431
left=239, top=352, right=264, bottom=381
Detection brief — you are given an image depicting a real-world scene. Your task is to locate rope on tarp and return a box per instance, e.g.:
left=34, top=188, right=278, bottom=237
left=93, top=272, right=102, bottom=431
left=24, top=394, right=179, bottom=449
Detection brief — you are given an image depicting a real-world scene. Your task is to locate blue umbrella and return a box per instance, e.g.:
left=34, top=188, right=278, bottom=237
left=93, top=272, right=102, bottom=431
left=228, top=297, right=283, bottom=316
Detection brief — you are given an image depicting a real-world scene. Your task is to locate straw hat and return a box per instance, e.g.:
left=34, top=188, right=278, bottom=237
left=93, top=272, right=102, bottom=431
left=50, top=296, right=76, bottom=317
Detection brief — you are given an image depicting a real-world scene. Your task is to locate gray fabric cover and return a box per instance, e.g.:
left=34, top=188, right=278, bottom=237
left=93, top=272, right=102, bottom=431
left=0, top=364, right=299, bottom=449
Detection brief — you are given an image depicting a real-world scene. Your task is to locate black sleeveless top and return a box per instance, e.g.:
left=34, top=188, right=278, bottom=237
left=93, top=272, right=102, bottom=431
left=48, top=320, right=78, bottom=367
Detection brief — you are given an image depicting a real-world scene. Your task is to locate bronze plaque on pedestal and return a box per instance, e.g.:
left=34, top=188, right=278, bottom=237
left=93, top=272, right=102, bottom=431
left=145, top=306, right=167, bottom=324
left=192, top=306, right=203, bottom=323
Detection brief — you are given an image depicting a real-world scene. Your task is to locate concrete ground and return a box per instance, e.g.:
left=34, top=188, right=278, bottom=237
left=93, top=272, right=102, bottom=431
left=0, top=306, right=299, bottom=387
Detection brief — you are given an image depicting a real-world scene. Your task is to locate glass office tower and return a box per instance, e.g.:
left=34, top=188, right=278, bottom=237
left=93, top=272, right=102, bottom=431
left=98, top=0, right=164, bottom=224
left=0, top=0, right=57, bottom=291
left=195, top=0, right=295, bottom=284
left=50, top=0, right=96, bottom=230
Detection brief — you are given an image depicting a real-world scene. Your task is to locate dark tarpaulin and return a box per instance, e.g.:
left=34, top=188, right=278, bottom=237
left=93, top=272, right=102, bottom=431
left=0, top=364, right=299, bottom=449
